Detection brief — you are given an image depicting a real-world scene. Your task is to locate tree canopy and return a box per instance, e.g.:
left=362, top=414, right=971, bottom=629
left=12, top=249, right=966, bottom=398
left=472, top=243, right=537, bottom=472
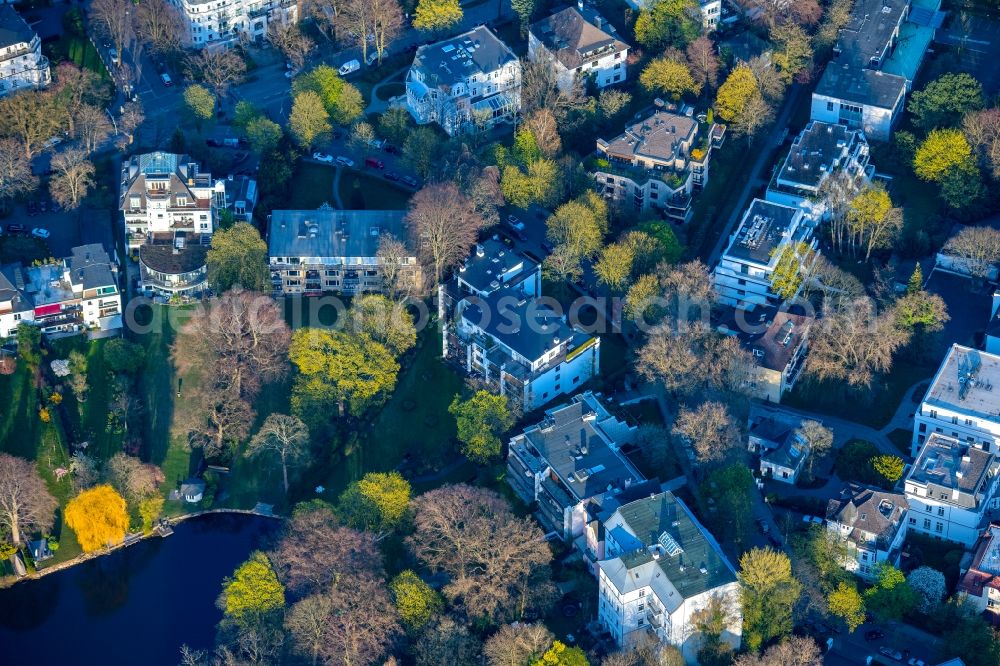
left=207, top=222, right=270, bottom=292
left=913, top=128, right=974, bottom=183
left=738, top=547, right=801, bottom=651
left=640, top=57, right=701, bottom=101
left=390, top=569, right=443, bottom=631
left=449, top=391, right=515, bottom=463
left=634, top=0, right=702, bottom=51
left=413, top=0, right=463, bottom=32
left=64, top=484, right=129, bottom=552
left=220, top=551, right=286, bottom=625
left=909, top=73, right=984, bottom=131
left=292, top=65, right=364, bottom=125
left=338, top=471, right=411, bottom=537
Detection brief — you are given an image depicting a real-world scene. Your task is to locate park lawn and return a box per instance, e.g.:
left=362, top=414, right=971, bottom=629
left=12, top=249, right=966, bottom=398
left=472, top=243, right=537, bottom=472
left=289, top=162, right=337, bottom=209
left=325, top=329, right=464, bottom=493
left=0, top=360, right=41, bottom=460
left=337, top=170, right=412, bottom=210
left=43, top=36, right=109, bottom=80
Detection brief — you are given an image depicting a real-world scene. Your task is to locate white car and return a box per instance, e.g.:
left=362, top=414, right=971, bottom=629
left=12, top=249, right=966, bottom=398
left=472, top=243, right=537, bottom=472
left=312, top=152, right=334, bottom=163
left=338, top=59, right=360, bottom=76
left=335, top=156, right=354, bottom=168
left=365, top=51, right=379, bottom=66
left=31, top=228, right=50, bottom=239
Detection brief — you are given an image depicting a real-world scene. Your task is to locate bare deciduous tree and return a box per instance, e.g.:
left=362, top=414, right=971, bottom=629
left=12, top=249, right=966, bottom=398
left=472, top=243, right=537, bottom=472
left=88, top=0, right=133, bottom=66
left=733, top=635, right=822, bottom=666
left=104, top=452, right=164, bottom=504
left=963, top=107, right=1000, bottom=179
left=0, top=453, right=58, bottom=546
left=376, top=233, right=421, bottom=298
left=53, top=63, right=110, bottom=136
left=284, top=593, right=333, bottom=666
left=413, top=615, right=482, bottom=666
left=135, top=0, right=184, bottom=55
left=372, top=0, right=404, bottom=63
left=271, top=504, right=383, bottom=596
left=520, top=57, right=587, bottom=120
left=0, top=90, right=62, bottom=158
left=732, top=0, right=821, bottom=28
left=673, top=401, right=741, bottom=464
left=314, top=578, right=402, bottom=666
left=75, top=104, right=112, bottom=153
left=522, top=108, right=561, bottom=158
left=687, top=36, right=721, bottom=91
left=267, top=20, right=314, bottom=70
left=407, top=484, right=553, bottom=621
left=483, top=622, right=554, bottom=666
left=245, top=413, right=310, bottom=494
left=806, top=297, right=909, bottom=388
left=117, top=101, right=144, bottom=148
left=637, top=322, right=754, bottom=399
left=0, top=139, right=38, bottom=208
left=941, top=225, right=1000, bottom=281
left=50, top=148, right=96, bottom=210
left=185, top=48, right=247, bottom=96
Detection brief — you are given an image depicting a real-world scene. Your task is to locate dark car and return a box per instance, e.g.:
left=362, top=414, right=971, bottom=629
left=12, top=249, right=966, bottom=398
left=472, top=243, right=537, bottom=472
left=6, top=224, right=26, bottom=233
left=38, top=199, right=46, bottom=213
left=27, top=200, right=37, bottom=216
left=383, top=171, right=400, bottom=181
left=865, top=630, right=885, bottom=641
left=383, top=144, right=401, bottom=155
left=401, top=175, right=419, bottom=188
left=206, top=138, right=222, bottom=147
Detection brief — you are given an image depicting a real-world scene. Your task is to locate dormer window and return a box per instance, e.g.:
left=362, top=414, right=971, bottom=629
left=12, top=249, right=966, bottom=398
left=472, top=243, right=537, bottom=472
left=177, top=195, right=187, bottom=206
left=130, top=195, right=140, bottom=209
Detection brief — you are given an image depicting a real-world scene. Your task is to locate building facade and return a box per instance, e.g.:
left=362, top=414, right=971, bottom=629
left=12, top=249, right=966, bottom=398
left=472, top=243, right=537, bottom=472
left=268, top=208, right=420, bottom=296
left=528, top=3, right=628, bottom=92
left=0, top=4, right=50, bottom=97
left=911, top=345, right=1000, bottom=458
left=827, top=483, right=909, bottom=579
left=713, top=199, right=817, bottom=309
left=593, top=109, right=724, bottom=224
left=765, top=120, right=873, bottom=219
left=597, top=492, right=741, bottom=659
left=170, top=0, right=298, bottom=49
left=904, top=433, right=1000, bottom=547
left=957, top=523, right=1000, bottom=619
left=623, top=0, right=721, bottom=30
left=506, top=391, right=642, bottom=540
left=405, top=25, right=521, bottom=136
left=0, top=244, right=121, bottom=338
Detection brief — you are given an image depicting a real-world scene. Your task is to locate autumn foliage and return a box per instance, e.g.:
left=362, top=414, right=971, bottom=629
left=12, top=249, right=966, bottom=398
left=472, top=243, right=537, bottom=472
left=64, top=484, right=129, bottom=552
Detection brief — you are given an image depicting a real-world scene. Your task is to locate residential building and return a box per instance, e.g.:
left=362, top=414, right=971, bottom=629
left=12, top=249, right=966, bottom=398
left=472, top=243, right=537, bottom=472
left=220, top=174, right=259, bottom=223
left=405, top=25, right=521, bottom=136
left=592, top=108, right=725, bottom=223
left=957, top=523, right=1000, bottom=618
left=911, top=345, right=1000, bottom=458
left=765, top=121, right=874, bottom=219
left=528, top=3, right=629, bottom=93
left=623, top=0, right=721, bottom=30
left=718, top=305, right=812, bottom=403
left=597, top=491, right=741, bottom=658
left=826, top=483, right=909, bottom=579
left=170, top=0, right=298, bottom=49
left=506, top=391, right=643, bottom=541
left=446, top=237, right=541, bottom=306
left=746, top=411, right=813, bottom=483
left=268, top=208, right=420, bottom=296
left=0, top=244, right=121, bottom=338
left=809, top=0, right=944, bottom=141
left=904, top=433, right=1000, bottom=547
left=713, top=199, right=817, bottom=309
left=0, top=4, right=49, bottom=97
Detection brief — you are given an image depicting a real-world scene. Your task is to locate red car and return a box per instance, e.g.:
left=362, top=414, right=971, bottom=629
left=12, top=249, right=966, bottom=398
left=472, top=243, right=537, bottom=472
left=365, top=157, right=385, bottom=169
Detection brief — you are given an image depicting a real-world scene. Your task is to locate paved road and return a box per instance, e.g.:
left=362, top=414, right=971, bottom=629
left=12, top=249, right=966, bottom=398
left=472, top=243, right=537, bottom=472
left=707, top=83, right=805, bottom=266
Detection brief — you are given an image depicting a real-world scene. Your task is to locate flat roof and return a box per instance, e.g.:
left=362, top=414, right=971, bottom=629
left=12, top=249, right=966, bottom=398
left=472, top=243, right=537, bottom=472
left=269, top=209, right=408, bottom=260
left=23, top=265, right=74, bottom=307
left=922, top=344, right=1000, bottom=423
left=140, top=241, right=209, bottom=275
left=515, top=392, right=642, bottom=502
left=600, top=492, right=737, bottom=603
left=530, top=6, right=627, bottom=70
left=836, top=0, right=906, bottom=66
left=724, top=199, right=800, bottom=265
left=907, top=433, right=998, bottom=509
left=815, top=64, right=906, bottom=109
left=411, top=25, right=517, bottom=89
left=456, top=238, right=537, bottom=295
left=598, top=110, right=698, bottom=164
left=775, top=121, right=862, bottom=190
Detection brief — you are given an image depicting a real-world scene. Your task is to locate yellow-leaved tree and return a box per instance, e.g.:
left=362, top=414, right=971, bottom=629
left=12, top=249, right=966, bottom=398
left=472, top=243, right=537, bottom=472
left=64, top=484, right=129, bottom=552
left=413, top=0, right=462, bottom=33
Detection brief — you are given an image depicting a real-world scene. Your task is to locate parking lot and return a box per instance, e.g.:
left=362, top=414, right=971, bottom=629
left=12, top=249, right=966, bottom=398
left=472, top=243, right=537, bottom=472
left=2, top=202, right=114, bottom=260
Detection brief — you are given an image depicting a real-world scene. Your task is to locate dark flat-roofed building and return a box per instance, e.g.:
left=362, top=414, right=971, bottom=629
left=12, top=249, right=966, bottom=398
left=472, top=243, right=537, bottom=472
left=268, top=208, right=420, bottom=296
left=528, top=3, right=629, bottom=92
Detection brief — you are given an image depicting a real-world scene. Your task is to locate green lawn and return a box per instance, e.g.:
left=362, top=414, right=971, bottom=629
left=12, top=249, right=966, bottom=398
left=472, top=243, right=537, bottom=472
left=337, top=170, right=412, bottom=210
left=289, top=162, right=338, bottom=209
left=43, top=36, right=110, bottom=80
left=0, top=360, right=41, bottom=459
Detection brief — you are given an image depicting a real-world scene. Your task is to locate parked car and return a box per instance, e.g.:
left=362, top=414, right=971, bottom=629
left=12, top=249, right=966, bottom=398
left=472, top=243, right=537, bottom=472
left=160, top=72, right=173, bottom=87
left=6, top=224, right=26, bottom=233
left=383, top=171, right=400, bottom=181
left=907, top=659, right=926, bottom=666
left=27, top=201, right=37, bottom=216
left=43, top=136, right=62, bottom=149
left=368, top=138, right=385, bottom=150
left=365, top=157, right=385, bottom=169
left=38, top=200, right=46, bottom=213
left=335, top=156, right=355, bottom=168
left=312, top=152, right=334, bottom=163
left=109, top=48, right=118, bottom=62
left=31, top=228, right=50, bottom=239
left=506, top=215, right=525, bottom=231
left=383, top=143, right=401, bottom=155
left=401, top=175, right=418, bottom=188
left=365, top=51, right=379, bottom=66
left=879, top=648, right=903, bottom=661
left=338, top=59, right=360, bottom=75
left=284, top=69, right=298, bottom=79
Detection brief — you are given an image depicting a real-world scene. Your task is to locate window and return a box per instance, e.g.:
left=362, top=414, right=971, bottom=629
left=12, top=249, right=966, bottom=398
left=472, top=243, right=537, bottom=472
left=827, top=101, right=834, bottom=111
left=925, top=505, right=932, bottom=512
left=938, top=507, right=945, bottom=516
left=615, top=52, right=621, bottom=59
left=930, top=409, right=938, bottom=419
left=638, top=618, right=644, bottom=626
left=639, top=590, right=645, bottom=597
left=935, top=523, right=944, bottom=533
left=923, top=519, right=931, bottom=529
left=908, top=517, right=915, bottom=525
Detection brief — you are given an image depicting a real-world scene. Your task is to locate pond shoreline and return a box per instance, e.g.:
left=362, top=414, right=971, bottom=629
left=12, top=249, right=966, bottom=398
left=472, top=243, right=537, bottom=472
left=2, top=508, right=283, bottom=589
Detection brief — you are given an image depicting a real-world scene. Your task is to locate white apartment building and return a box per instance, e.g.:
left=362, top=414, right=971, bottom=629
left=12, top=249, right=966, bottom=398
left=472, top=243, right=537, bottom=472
left=0, top=4, right=50, bottom=97
left=904, top=433, right=1000, bottom=547
left=718, top=307, right=812, bottom=404
left=528, top=2, right=628, bottom=93
left=957, top=523, right=1000, bottom=619
left=765, top=121, right=873, bottom=219
left=406, top=25, right=521, bottom=136
left=713, top=199, right=817, bottom=309
left=826, top=483, right=909, bottom=579
left=448, top=241, right=599, bottom=411
left=597, top=491, right=741, bottom=659
left=506, top=391, right=642, bottom=541
left=810, top=0, right=944, bottom=141
left=170, top=0, right=298, bottom=49
left=593, top=109, right=725, bottom=224
left=624, top=0, right=721, bottom=30
left=0, top=244, right=121, bottom=338
left=267, top=209, right=421, bottom=296
left=911, top=345, right=1000, bottom=458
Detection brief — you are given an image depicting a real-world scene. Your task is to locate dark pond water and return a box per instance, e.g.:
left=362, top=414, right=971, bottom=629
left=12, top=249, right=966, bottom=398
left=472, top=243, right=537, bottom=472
left=0, top=513, right=280, bottom=665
